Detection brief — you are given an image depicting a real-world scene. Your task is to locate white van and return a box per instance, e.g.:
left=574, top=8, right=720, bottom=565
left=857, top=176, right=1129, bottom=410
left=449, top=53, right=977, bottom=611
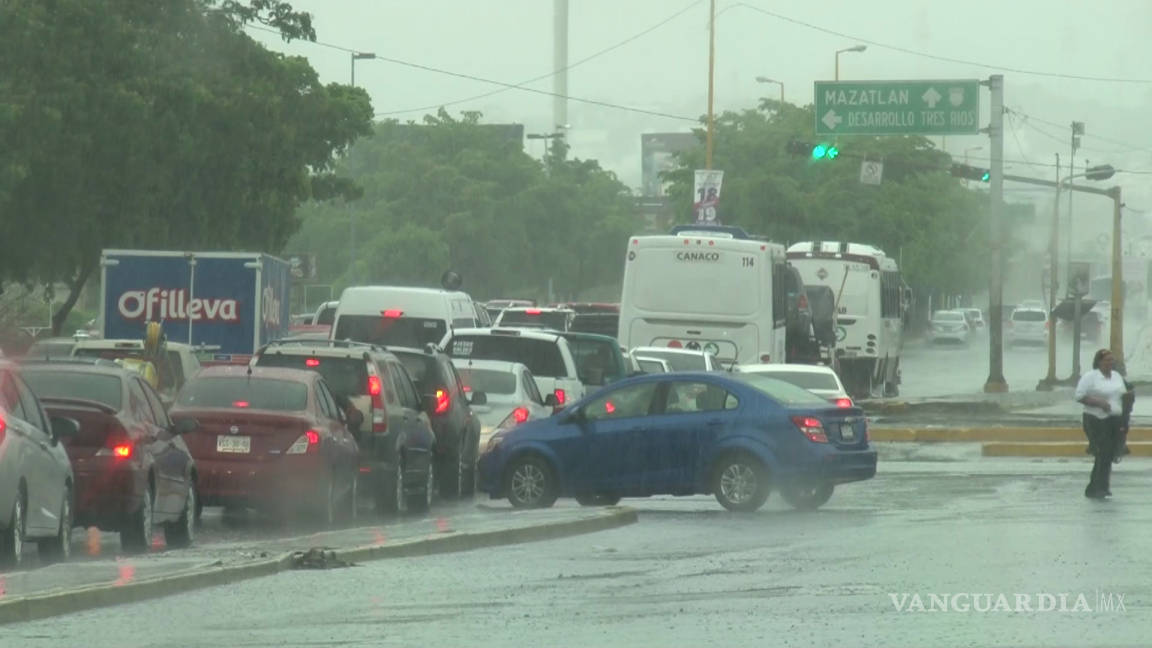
left=331, top=286, right=482, bottom=348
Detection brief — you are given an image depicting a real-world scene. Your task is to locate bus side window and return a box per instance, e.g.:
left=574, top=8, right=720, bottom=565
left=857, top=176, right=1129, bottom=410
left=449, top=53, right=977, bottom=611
left=771, top=263, right=788, bottom=327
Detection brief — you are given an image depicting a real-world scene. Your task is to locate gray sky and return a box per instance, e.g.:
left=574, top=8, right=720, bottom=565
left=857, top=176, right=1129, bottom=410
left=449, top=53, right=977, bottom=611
left=252, top=0, right=1152, bottom=211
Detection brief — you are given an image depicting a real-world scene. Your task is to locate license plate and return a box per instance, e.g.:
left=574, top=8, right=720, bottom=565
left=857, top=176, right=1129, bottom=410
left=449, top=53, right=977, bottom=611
left=216, top=435, right=251, bottom=454
left=840, top=424, right=856, bottom=441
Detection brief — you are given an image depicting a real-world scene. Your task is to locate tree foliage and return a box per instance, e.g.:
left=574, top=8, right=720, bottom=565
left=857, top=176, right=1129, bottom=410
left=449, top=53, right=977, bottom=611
left=0, top=0, right=373, bottom=332
left=663, top=100, right=994, bottom=298
left=287, top=110, right=636, bottom=303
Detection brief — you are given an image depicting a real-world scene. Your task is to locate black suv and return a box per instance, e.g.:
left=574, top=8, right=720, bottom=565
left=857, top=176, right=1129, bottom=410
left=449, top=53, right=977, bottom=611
left=390, top=345, right=484, bottom=499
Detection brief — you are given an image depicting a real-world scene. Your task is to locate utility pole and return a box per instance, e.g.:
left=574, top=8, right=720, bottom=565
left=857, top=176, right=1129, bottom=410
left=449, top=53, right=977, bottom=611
left=1039, top=153, right=1061, bottom=390
left=705, top=0, right=716, bottom=169
left=984, top=74, right=1007, bottom=393
left=1111, top=186, right=1125, bottom=360
left=1066, top=121, right=1083, bottom=296
left=348, top=51, right=375, bottom=283
left=553, top=0, right=569, bottom=132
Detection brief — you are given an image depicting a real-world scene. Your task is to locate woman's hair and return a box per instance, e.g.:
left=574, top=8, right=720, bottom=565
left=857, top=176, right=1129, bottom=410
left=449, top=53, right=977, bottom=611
left=1092, top=348, right=1112, bottom=370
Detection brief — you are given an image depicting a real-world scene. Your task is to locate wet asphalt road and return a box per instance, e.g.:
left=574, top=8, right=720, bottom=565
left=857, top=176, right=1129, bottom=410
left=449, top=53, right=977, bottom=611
left=12, top=458, right=1152, bottom=648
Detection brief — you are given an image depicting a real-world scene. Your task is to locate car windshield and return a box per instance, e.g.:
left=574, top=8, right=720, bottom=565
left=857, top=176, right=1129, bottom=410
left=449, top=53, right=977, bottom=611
left=731, top=374, right=830, bottom=406
left=632, top=350, right=709, bottom=372
left=21, top=371, right=123, bottom=410
left=1013, top=310, right=1046, bottom=322
left=934, top=312, right=965, bottom=322
left=498, top=310, right=570, bottom=330
left=316, top=306, right=337, bottom=326
left=636, top=358, right=668, bottom=373
left=255, top=354, right=367, bottom=399
left=176, top=377, right=308, bottom=411
left=448, top=335, right=567, bottom=378
left=565, top=337, right=623, bottom=385
left=456, top=367, right=517, bottom=395
left=743, top=370, right=839, bottom=391
left=334, top=314, right=446, bottom=348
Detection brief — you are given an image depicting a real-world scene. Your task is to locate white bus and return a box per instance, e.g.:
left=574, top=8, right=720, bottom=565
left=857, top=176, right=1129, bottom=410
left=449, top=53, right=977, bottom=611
left=786, top=241, right=904, bottom=398
left=618, top=225, right=789, bottom=366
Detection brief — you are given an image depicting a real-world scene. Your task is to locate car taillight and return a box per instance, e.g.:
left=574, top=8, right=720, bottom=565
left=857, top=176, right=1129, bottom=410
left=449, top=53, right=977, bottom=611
left=233, top=400, right=250, bottom=408
left=287, top=429, right=321, bottom=454
left=305, top=358, right=320, bottom=367
left=367, top=372, right=387, bottom=433
left=97, top=429, right=135, bottom=459
left=434, top=388, right=450, bottom=415
left=112, top=444, right=133, bottom=458
left=526, top=308, right=542, bottom=315
left=792, top=416, right=828, bottom=443
left=834, top=398, right=853, bottom=408
left=512, top=407, right=530, bottom=424
left=553, top=388, right=566, bottom=405
left=667, top=340, right=683, bottom=348
left=382, top=309, right=404, bottom=319
left=0, top=416, right=5, bottom=445
left=367, top=375, right=382, bottom=397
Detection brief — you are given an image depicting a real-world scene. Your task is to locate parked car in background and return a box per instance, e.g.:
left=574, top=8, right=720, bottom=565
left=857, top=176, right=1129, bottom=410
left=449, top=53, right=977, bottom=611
left=452, top=359, right=553, bottom=454
left=73, top=339, right=202, bottom=405
left=23, top=337, right=83, bottom=360
left=170, top=366, right=361, bottom=525
left=332, top=286, right=483, bottom=348
left=1007, top=308, right=1048, bottom=347
left=493, top=307, right=575, bottom=332
left=0, top=360, right=78, bottom=567
left=557, top=331, right=630, bottom=389
left=477, top=372, right=876, bottom=511
left=627, top=347, right=722, bottom=372
left=927, top=310, right=970, bottom=346
left=735, top=363, right=853, bottom=407
left=312, top=301, right=339, bottom=327
left=445, top=328, right=587, bottom=409
left=252, top=340, right=437, bottom=515
left=390, top=345, right=483, bottom=499
left=21, top=360, right=198, bottom=551
left=962, top=308, right=986, bottom=332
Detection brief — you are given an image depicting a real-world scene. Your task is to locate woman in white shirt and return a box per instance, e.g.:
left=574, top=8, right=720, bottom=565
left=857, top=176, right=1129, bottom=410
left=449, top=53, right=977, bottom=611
left=1075, top=349, right=1130, bottom=498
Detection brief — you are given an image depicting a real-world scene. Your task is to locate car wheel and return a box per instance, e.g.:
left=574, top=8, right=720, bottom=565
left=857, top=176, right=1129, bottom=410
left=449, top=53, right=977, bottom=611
left=780, top=482, right=834, bottom=511
left=378, top=463, right=406, bottom=516
left=312, top=474, right=336, bottom=528
left=712, top=454, right=769, bottom=512
left=163, top=481, right=196, bottom=549
left=574, top=494, right=621, bottom=507
left=121, top=481, right=154, bottom=553
left=338, top=473, right=358, bottom=524
left=38, top=487, right=73, bottom=563
left=407, top=462, right=434, bottom=514
left=504, top=455, right=558, bottom=509
left=437, top=450, right=465, bottom=499
left=0, top=487, right=28, bottom=568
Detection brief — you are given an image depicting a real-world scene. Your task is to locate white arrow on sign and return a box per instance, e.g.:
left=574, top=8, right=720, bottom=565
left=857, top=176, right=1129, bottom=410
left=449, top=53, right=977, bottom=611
left=921, top=87, right=942, bottom=108
left=821, top=109, right=842, bottom=131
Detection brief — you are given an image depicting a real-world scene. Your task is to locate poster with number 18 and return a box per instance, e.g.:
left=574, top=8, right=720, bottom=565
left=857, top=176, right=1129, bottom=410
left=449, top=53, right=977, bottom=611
left=692, top=169, right=724, bottom=224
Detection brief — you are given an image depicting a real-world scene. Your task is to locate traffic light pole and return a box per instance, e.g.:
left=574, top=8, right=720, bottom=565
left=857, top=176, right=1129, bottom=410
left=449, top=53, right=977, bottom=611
left=984, top=75, right=1008, bottom=393
left=1110, top=186, right=1124, bottom=362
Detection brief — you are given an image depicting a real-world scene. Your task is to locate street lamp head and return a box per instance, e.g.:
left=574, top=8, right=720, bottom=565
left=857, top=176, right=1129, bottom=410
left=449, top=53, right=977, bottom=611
left=352, top=52, right=376, bottom=60
left=755, top=76, right=774, bottom=83
left=845, top=45, right=867, bottom=53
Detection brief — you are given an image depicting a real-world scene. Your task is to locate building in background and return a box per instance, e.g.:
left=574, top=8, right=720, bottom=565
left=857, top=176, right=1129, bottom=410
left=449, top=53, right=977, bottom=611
left=637, top=132, right=696, bottom=232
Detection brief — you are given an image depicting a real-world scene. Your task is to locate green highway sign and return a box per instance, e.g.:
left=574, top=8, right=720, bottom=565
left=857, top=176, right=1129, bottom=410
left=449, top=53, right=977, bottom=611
left=814, top=79, right=981, bottom=135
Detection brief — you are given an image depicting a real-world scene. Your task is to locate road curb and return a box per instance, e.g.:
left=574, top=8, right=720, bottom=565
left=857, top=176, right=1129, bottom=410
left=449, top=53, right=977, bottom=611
left=0, top=507, right=637, bottom=626
left=982, top=442, right=1152, bottom=458
left=872, top=427, right=1152, bottom=443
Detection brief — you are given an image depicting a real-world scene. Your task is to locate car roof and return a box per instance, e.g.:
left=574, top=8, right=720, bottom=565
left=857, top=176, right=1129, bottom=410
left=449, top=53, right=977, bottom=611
left=74, top=339, right=195, bottom=351
left=451, top=358, right=529, bottom=373
left=500, top=306, right=572, bottom=313
left=451, top=327, right=563, bottom=342
left=557, top=331, right=618, bottom=343
left=195, top=365, right=315, bottom=382
left=261, top=339, right=388, bottom=359
left=630, top=346, right=713, bottom=357
left=737, top=363, right=836, bottom=375
left=19, top=358, right=126, bottom=371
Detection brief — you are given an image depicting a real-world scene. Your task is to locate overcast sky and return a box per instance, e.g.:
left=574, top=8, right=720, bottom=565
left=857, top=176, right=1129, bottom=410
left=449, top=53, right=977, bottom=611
left=252, top=0, right=1152, bottom=215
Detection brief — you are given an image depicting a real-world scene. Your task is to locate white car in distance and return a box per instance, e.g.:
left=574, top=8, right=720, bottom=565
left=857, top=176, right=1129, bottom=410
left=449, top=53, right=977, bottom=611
left=735, top=363, right=854, bottom=407
left=452, top=359, right=554, bottom=451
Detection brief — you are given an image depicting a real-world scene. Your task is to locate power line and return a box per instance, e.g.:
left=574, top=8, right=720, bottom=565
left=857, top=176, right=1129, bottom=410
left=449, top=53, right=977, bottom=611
left=732, top=2, right=1152, bottom=84
left=376, top=0, right=703, bottom=116
left=1006, top=106, right=1152, bottom=156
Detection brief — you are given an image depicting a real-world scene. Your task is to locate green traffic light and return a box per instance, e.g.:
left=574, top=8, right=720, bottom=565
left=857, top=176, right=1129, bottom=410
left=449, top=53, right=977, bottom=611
left=812, top=144, right=828, bottom=160
left=981, top=171, right=990, bottom=182
left=827, top=146, right=839, bottom=160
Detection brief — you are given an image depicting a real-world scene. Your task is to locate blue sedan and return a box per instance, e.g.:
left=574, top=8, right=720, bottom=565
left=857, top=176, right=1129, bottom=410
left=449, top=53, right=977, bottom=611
left=477, top=372, right=877, bottom=512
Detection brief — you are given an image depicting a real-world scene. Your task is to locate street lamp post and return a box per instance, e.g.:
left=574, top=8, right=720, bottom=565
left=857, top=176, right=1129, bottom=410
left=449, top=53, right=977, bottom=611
left=350, top=52, right=376, bottom=87
left=347, top=51, right=375, bottom=283
left=527, top=132, right=563, bottom=159
left=834, top=45, right=867, bottom=81
left=754, top=76, right=784, bottom=105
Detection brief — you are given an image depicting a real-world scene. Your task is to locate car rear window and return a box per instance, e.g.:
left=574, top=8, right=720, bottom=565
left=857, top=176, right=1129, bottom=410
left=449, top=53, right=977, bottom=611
left=731, top=374, right=829, bottom=406
left=448, top=335, right=567, bottom=378
left=334, top=314, right=446, bottom=348
left=455, top=368, right=517, bottom=395
left=633, top=350, right=708, bottom=372
left=498, top=310, right=570, bottom=331
left=21, top=371, right=123, bottom=410
left=176, top=377, right=308, bottom=411
left=392, top=352, right=438, bottom=392
left=744, top=370, right=838, bottom=391
left=25, top=341, right=75, bottom=359
left=255, top=354, right=367, bottom=399
left=316, top=306, right=336, bottom=326
left=565, top=338, right=624, bottom=384
left=1012, top=310, right=1046, bottom=322
left=933, top=312, right=965, bottom=322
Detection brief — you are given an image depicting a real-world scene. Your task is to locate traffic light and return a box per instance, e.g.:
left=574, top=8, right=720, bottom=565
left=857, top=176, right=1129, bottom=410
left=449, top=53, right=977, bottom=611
left=951, top=163, right=989, bottom=182
left=787, top=140, right=839, bottom=160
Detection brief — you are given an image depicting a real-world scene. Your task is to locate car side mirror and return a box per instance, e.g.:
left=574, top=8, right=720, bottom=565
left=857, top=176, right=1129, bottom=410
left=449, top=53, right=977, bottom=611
left=468, top=390, right=487, bottom=406
left=172, top=418, right=199, bottom=435
left=50, top=416, right=79, bottom=440
left=544, top=393, right=560, bottom=407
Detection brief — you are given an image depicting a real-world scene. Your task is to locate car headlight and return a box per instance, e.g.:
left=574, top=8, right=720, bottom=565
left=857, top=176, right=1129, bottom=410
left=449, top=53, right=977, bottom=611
left=484, top=431, right=508, bottom=454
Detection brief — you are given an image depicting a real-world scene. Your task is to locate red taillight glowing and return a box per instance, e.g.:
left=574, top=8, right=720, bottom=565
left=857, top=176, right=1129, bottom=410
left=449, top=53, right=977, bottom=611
left=553, top=389, right=566, bottom=405
left=512, top=407, right=530, bottom=424
left=605, top=400, right=616, bottom=414
left=112, top=444, right=133, bottom=459
left=367, top=375, right=382, bottom=397
left=792, top=415, right=828, bottom=443
left=835, top=398, right=853, bottom=408
left=382, top=309, right=404, bottom=319
left=233, top=400, right=250, bottom=408
left=667, top=340, right=683, bottom=349
left=305, top=429, right=320, bottom=445
left=0, top=416, right=6, bottom=444
left=305, top=358, right=320, bottom=368
left=434, top=388, right=450, bottom=415
left=525, top=308, right=542, bottom=315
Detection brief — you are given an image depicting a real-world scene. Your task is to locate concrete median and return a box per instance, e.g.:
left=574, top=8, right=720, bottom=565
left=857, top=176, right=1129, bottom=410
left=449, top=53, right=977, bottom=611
left=872, top=427, right=1152, bottom=443
left=0, top=506, right=637, bottom=626
left=982, top=442, right=1152, bottom=458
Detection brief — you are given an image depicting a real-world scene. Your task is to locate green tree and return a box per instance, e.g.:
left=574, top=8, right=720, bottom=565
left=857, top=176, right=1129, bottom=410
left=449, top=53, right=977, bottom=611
left=0, top=0, right=372, bottom=333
